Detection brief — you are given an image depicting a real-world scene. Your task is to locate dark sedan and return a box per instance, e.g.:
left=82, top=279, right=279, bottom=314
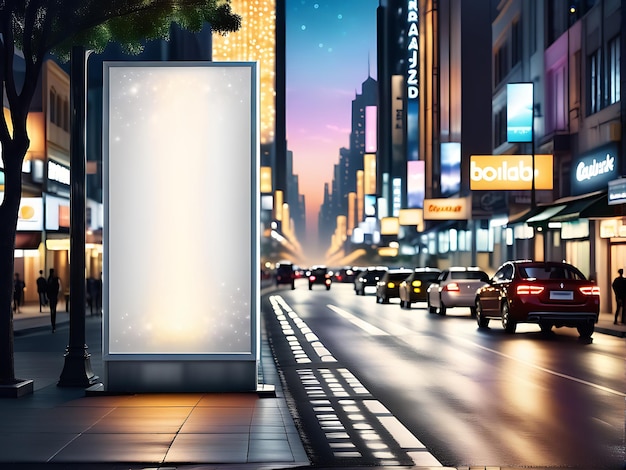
left=398, top=267, right=442, bottom=308
left=474, top=260, right=600, bottom=338
left=307, top=266, right=332, bottom=290
left=376, top=268, right=413, bottom=304
left=355, top=267, right=388, bottom=296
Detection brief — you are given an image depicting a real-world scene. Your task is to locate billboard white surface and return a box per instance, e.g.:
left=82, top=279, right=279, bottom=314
left=103, top=62, right=258, bottom=361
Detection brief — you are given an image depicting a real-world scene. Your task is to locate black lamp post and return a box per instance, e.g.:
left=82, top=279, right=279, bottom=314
left=58, top=46, right=98, bottom=388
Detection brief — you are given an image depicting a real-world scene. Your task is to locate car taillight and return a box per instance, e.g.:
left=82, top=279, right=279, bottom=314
left=412, top=280, right=422, bottom=287
left=387, top=282, right=396, bottom=288
left=516, top=284, right=545, bottom=295
left=579, top=286, right=600, bottom=296
left=445, top=282, right=460, bottom=292
left=309, top=276, right=316, bottom=281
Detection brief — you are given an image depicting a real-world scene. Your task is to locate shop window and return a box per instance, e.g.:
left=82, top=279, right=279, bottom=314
left=587, top=48, right=601, bottom=115
left=49, top=88, right=57, bottom=125
left=63, top=98, right=69, bottom=131
left=511, top=19, right=522, bottom=67
left=607, top=35, right=620, bottom=105
left=494, top=108, right=507, bottom=148
left=494, top=44, right=508, bottom=87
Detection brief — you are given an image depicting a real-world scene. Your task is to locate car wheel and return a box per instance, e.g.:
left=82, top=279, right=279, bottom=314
left=470, top=306, right=477, bottom=317
left=291, top=282, right=295, bottom=290
left=427, top=297, right=436, bottom=314
left=438, top=297, right=447, bottom=315
left=501, top=302, right=516, bottom=333
left=326, top=285, right=331, bottom=291
left=309, top=284, right=312, bottom=290
left=576, top=321, right=594, bottom=339
left=476, top=299, right=489, bottom=328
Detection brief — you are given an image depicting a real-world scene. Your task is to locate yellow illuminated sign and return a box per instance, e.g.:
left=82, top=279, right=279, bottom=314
left=424, top=197, right=471, bottom=220
left=470, top=155, right=553, bottom=190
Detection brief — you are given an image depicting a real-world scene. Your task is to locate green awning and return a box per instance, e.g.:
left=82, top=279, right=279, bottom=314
left=550, top=194, right=607, bottom=222
left=526, top=205, right=567, bottom=225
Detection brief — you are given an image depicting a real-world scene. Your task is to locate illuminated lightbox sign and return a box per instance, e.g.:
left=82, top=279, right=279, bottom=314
left=608, top=178, right=626, bottom=206
left=16, top=197, right=43, bottom=231
left=507, top=83, right=533, bottom=143
left=441, top=142, right=461, bottom=195
left=45, top=195, right=70, bottom=231
left=103, top=62, right=259, bottom=392
left=470, top=155, right=553, bottom=190
left=365, top=107, right=377, bottom=153
left=424, top=197, right=471, bottom=220
left=407, top=160, right=424, bottom=209
left=406, top=2, right=419, bottom=163
left=571, top=143, right=619, bottom=196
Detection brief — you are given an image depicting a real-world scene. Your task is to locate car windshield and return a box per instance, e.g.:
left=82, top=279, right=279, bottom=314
left=519, top=265, right=585, bottom=280
left=312, top=268, right=327, bottom=276
left=388, top=272, right=411, bottom=281
left=365, top=270, right=386, bottom=280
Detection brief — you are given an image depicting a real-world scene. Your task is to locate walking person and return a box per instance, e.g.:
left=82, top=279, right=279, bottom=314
left=611, top=268, right=626, bottom=324
left=37, top=270, right=48, bottom=312
left=96, top=272, right=103, bottom=315
left=47, top=268, right=62, bottom=333
left=13, top=273, right=25, bottom=313
left=87, top=276, right=98, bottom=315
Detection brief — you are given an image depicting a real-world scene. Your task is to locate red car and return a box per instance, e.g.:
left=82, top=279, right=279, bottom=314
left=475, top=260, right=600, bottom=338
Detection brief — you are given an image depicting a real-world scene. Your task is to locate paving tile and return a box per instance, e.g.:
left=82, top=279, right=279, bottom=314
left=196, top=393, right=259, bottom=408
left=0, top=432, right=76, bottom=462
left=164, top=433, right=249, bottom=463
left=0, top=407, right=110, bottom=433
left=179, top=423, right=251, bottom=434
left=51, top=433, right=175, bottom=463
left=248, top=438, right=296, bottom=462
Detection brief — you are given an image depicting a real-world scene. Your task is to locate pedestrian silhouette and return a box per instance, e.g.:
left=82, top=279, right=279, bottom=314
left=611, top=268, right=626, bottom=324
left=13, top=273, right=25, bottom=313
left=37, top=270, right=48, bottom=312
left=96, top=272, right=102, bottom=315
left=87, top=276, right=99, bottom=315
left=47, top=268, right=62, bottom=333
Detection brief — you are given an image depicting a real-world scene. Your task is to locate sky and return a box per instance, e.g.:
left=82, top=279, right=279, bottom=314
left=285, top=0, right=379, bottom=253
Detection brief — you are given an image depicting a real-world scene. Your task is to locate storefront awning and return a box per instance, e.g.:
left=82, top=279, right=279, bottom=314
left=526, top=205, right=567, bottom=225
left=525, top=191, right=608, bottom=226
left=507, top=207, right=541, bottom=225
left=549, top=194, right=607, bottom=222
left=580, top=196, right=626, bottom=219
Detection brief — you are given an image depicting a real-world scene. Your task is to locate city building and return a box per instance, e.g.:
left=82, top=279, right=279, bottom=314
left=493, top=0, right=623, bottom=315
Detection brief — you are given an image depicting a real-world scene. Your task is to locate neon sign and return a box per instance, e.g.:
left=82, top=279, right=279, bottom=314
left=407, top=1, right=419, bottom=99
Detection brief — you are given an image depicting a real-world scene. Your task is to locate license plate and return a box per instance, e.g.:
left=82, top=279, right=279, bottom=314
left=550, top=290, right=573, bottom=300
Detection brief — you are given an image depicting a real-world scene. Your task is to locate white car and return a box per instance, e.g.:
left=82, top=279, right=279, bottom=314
left=426, top=267, right=490, bottom=316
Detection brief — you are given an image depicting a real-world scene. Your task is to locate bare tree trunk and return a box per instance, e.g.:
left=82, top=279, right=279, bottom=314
left=0, top=140, right=26, bottom=385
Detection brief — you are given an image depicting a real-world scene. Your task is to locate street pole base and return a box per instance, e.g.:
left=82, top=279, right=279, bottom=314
left=58, top=349, right=99, bottom=388
left=0, top=379, right=34, bottom=398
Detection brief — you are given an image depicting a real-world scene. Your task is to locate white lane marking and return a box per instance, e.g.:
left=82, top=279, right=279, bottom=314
left=461, top=338, right=626, bottom=398
left=328, top=300, right=625, bottom=398
left=326, top=304, right=389, bottom=336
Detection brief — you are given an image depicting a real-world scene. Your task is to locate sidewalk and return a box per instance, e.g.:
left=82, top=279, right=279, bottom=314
left=4, top=301, right=312, bottom=469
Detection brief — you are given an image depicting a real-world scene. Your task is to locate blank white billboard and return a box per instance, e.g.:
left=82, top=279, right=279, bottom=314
left=103, top=62, right=259, bottom=358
